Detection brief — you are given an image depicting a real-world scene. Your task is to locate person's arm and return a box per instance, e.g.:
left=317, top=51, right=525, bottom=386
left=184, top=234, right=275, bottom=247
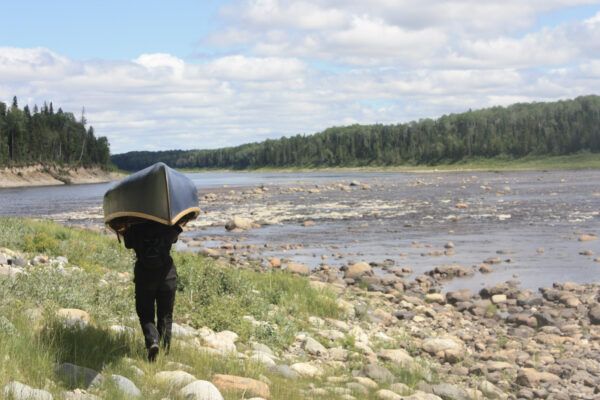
left=123, top=227, right=134, bottom=249
left=169, top=225, right=183, bottom=243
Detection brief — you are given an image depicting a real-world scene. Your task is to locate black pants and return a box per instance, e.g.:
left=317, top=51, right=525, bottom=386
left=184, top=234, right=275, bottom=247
left=135, top=277, right=176, bottom=350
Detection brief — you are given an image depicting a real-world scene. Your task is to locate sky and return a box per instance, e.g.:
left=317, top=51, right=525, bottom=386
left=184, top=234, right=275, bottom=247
left=1, top=0, right=600, bottom=154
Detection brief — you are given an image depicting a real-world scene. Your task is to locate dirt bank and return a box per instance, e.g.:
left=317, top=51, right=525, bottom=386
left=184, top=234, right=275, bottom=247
left=0, top=165, right=125, bottom=188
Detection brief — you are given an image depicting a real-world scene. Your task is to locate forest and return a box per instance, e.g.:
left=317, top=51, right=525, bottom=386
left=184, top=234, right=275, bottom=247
left=113, top=94, right=600, bottom=171
left=0, top=97, right=111, bottom=167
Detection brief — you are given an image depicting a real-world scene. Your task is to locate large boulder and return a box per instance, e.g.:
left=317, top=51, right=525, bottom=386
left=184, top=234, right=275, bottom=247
left=55, top=363, right=104, bottom=389
left=180, top=380, right=224, bottom=400
left=422, top=337, right=462, bottom=355
left=516, top=368, right=560, bottom=388
left=344, top=262, right=373, bottom=280
left=4, top=381, right=53, bottom=400
left=426, top=264, right=474, bottom=280
left=155, top=370, right=197, bottom=388
left=225, top=216, right=253, bottom=231
left=589, top=305, right=600, bottom=325
left=377, top=349, right=414, bottom=367
left=286, top=263, right=310, bottom=276
left=56, top=308, right=91, bottom=329
left=211, top=374, right=271, bottom=399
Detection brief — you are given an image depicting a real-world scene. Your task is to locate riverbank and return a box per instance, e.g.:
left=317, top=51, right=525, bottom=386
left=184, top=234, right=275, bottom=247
left=0, top=165, right=124, bottom=188
left=176, top=152, right=600, bottom=174
left=1, top=217, right=599, bottom=399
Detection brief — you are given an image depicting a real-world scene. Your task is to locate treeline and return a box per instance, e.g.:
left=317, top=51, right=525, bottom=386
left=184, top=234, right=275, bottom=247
left=0, top=97, right=111, bottom=167
left=112, top=95, right=600, bottom=171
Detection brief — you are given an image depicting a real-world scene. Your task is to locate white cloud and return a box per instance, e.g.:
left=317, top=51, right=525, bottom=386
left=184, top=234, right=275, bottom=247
left=2, top=2, right=600, bottom=154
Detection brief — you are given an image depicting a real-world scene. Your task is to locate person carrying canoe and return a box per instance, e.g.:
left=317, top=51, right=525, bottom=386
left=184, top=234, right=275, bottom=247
left=103, top=162, right=200, bottom=362
left=123, top=220, right=182, bottom=361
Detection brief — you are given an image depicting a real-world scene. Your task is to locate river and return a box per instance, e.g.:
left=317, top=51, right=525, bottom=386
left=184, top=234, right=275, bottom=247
left=1, top=169, right=599, bottom=293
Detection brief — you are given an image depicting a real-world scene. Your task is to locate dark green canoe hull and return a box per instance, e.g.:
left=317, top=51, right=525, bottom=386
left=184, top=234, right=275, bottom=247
left=103, top=162, right=200, bottom=232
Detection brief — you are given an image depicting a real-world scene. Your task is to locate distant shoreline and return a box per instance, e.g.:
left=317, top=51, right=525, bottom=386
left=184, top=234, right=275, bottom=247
left=177, top=152, right=600, bottom=174
left=0, top=165, right=124, bottom=189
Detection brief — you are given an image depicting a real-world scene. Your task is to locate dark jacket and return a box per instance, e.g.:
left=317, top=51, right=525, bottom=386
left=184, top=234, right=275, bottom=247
left=124, top=221, right=182, bottom=282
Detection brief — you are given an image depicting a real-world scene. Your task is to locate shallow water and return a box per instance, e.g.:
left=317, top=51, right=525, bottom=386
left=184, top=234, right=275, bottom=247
left=1, top=169, right=599, bottom=292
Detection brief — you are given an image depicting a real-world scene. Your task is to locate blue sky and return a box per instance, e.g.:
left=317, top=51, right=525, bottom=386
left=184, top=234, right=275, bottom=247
left=1, top=1, right=600, bottom=154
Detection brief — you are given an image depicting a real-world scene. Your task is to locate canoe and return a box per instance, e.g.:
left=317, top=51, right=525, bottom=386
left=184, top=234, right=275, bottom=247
left=103, top=162, right=200, bottom=233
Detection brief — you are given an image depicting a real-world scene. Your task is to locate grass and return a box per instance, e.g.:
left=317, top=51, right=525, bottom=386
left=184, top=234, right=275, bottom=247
left=2, top=217, right=386, bottom=399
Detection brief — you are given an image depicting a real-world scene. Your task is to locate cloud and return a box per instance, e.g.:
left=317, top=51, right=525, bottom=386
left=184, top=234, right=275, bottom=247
left=2, top=2, right=600, bottom=154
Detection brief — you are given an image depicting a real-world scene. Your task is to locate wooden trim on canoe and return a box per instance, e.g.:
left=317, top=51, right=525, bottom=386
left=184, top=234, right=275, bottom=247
left=171, top=207, right=201, bottom=225
left=104, top=207, right=201, bottom=232
left=104, top=211, right=171, bottom=232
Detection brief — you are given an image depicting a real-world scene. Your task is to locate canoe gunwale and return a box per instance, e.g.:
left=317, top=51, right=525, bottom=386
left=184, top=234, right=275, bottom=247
left=104, top=206, right=201, bottom=233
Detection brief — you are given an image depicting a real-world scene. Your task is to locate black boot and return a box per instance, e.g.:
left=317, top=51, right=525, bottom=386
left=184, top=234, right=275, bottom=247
left=148, top=343, right=159, bottom=362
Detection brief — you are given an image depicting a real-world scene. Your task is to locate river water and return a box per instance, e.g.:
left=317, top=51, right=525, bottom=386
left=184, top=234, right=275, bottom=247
left=1, top=169, right=599, bottom=293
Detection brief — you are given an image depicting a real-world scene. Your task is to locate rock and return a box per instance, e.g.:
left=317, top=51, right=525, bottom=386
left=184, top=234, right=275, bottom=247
left=225, top=216, right=253, bottom=231
left=211, top=374, right=271, bottom=399
left=269, top=258, right=281, bottom=268
left=155, top=370, right=197, bottom=388
left=55, top=363, right=104, bottom=389
left=0, top=316, right=16, bottom=335
left=403, top=394, right=443, bottom=400
left=578, top=234, right=597, bottom=242
left=479, top=264, right=494, bottom=273
left=180, top=380, right=224, bottom=400
left=267, top=365, right=298, bottom=379
left=377, top=349, right=414, bottom=367
left=62, top=389, right=102, bottom=400
left=286, top=263, right=310, bottom=276
left=344, top=262, right=373, bottom=279
left=201, top=248, right=221, bottom=258
left=56, top=308, right=91, bottom=329
left=12, top=257, right=27, bottom=266
left=302, top=220, right=316, bottom=227
left=375, top=389, right=403, bottom=400
left=172, top=322, right=198, bottom=338
left=430, top=383, right=470, bottom=400
left=424, top=293, right=446, bottom=304
left=516, top=368, right=560, bottom=388
left=303, top=337, right=328, bottom=357
left=370, top=308, right=394, bottom=325
left=422, top=337, right=462, bottom=355
left=589, top=305, right=600, bottom=325
left=483, top=257, right=501, bottom=264
left=478, top=380, right=507, bottom=399
left=108, top=325, right=136, bottom=336
left=4, top=381, right=53, bottom=400
left=203, top=333, right=236, bottom=353
left=250, top=352, right=277, bottom=367
left=360, top=364, right=394, bottom=383
left=110, top=374, right=141, bottom=397
left=491, top=294, right=507, bottom=304
left=290, top=362, right=324, bottom=378
left=446, top=289, right=472, bottom=304
left=353, top=376, right=378, bottom=390
left=427, top=264, right=474, bottom=279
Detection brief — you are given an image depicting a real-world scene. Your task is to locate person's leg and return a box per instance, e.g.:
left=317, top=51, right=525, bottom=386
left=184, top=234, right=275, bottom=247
left=156, top=278, right=177, bottom=352
left=135, top=279, right=160, bottom=353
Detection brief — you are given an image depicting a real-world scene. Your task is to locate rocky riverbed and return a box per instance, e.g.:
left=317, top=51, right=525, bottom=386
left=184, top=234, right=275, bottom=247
left=1, top=244, right=600, bottom=399
left=10, top=169, right=597, bottom=398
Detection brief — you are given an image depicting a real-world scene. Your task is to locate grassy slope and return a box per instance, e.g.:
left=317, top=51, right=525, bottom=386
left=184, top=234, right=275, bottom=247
left=0, top=217, right=359, bottom=399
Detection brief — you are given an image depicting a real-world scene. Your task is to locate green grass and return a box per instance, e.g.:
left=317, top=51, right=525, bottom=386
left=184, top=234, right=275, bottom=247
left=0, top=217, right=370, bottom=399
